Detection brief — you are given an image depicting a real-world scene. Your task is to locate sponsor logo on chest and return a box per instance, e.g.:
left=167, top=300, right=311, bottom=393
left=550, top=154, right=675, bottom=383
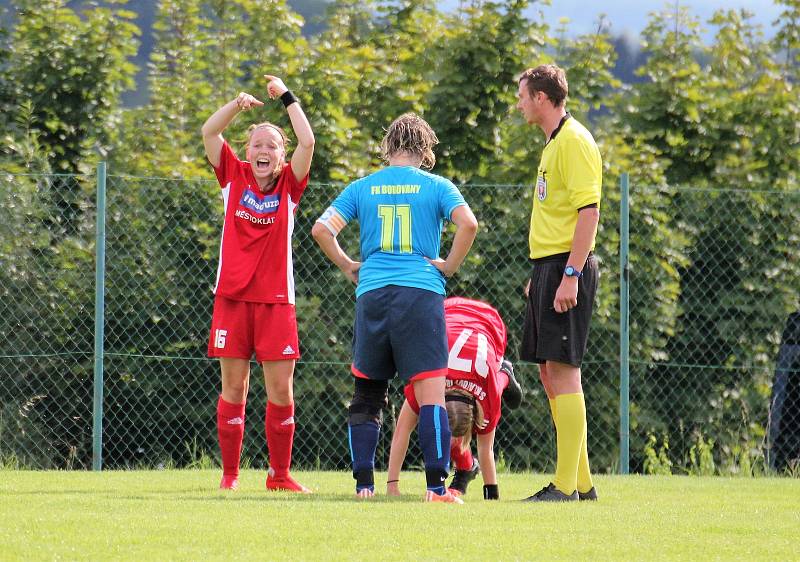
left=236, top=188, right=279, bottom=225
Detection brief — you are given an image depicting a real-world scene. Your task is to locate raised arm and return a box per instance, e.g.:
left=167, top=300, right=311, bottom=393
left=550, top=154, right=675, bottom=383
left=426, top=204, right=479, bottom=277
left=386, top=400, right=419, bottom=496
left=201, top=92, right=264, bottom=168
left=264, top=74, right=315, bottom=182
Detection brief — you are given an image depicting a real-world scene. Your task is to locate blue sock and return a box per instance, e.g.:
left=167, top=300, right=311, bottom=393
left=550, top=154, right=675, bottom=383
left=349, top=421, right=380, bottom=492
left=418, top=404, right=451, bottom=495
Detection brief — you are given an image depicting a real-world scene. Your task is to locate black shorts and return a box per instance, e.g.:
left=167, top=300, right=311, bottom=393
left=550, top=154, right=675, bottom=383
left=520, top=253, right=598, bottom=368
left=352, top=285, right=449, bottom=382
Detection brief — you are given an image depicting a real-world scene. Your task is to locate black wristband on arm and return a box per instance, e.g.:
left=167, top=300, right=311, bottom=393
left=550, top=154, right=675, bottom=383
left=483, top=484, right=499, bottom=500
left=280, top=90, right=299, bottom=108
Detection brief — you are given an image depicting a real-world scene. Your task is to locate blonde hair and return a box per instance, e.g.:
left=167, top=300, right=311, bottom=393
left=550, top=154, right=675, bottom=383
left=246, top=122, right=289, bottom=147
left=380, top=113, right=438, bottom=170
left=445, top=390, right=475, bottom=438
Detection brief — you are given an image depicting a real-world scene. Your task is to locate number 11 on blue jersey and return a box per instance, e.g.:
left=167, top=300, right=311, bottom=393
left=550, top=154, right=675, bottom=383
left=378, top=204, right=413, bottom=253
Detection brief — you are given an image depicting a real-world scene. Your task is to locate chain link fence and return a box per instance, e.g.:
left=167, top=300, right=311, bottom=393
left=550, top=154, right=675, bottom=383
left=1, top=168, right=798, bottom=475
left=626, top=185, right=800, bottom=475
left=0, top=172, right=97, bottom=469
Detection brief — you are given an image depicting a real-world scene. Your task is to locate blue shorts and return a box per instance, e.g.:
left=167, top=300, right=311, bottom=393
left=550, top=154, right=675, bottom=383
left=351, top=285, right=448, bottom=382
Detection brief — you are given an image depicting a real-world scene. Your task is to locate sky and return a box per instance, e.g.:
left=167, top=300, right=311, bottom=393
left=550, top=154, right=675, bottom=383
left=445, top=0, right=786, bottom=40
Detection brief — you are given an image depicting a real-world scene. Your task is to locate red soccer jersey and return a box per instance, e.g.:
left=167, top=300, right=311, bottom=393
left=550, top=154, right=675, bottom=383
left=404, top=297, right=508, bottom=434
left=211, top=142, right=308, bottom=304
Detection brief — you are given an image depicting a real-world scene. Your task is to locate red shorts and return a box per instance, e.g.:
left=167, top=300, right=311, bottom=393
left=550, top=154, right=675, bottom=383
left=208, top=295, right=300, bottom=362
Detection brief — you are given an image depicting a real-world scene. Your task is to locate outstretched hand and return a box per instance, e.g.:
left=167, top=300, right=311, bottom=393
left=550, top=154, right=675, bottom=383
left=264, top=74, right=289, bottom=99
left=235, top=92, right=264, bottom=111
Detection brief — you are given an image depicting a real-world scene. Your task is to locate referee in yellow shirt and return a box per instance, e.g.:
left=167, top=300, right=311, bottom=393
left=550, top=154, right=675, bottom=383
left=515, top=64, right=602, bottom=502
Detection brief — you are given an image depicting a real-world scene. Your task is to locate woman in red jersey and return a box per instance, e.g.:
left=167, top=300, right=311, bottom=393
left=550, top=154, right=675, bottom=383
left=201, top=74, right=314, bottom=493
left=387, top=297, right=524, bottom=500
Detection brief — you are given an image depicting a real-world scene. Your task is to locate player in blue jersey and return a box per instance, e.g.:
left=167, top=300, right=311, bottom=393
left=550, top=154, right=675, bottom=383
left=312, top=113, right=478, bottom=503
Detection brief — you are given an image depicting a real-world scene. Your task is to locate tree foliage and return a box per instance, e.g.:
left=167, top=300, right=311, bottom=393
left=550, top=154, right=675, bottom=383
left=3, top=0, right=139, bottom=174
left=1, top=0, right=799, bottom=472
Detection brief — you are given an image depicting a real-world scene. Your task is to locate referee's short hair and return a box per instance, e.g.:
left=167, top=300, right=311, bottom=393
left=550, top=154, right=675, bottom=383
left=518, top=64, right=568, bottom=107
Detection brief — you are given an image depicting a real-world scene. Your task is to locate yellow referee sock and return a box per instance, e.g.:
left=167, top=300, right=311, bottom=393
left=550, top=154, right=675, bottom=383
left=551, top=397, right=593, bottom=493
left=577, top=417, right=594, bottom=494
left=552, top=393, right=586, bottom=495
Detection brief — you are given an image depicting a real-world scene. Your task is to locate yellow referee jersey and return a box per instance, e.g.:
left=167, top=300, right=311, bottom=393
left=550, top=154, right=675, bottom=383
left=528, top=115, right=602, bottom=259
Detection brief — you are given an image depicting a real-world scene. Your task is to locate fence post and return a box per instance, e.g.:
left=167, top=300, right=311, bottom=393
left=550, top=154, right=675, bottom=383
left=92, top=161, right=107, bottom=471
left=619, top=173, right=630, bottom=474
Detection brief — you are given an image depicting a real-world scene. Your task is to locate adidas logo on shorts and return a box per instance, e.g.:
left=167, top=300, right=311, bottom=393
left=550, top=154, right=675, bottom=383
left=282, top=345, right=295, bottom=355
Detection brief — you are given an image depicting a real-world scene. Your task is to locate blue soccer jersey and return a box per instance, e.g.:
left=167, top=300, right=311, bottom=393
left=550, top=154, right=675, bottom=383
left=329, top=166, right=466, bottom=297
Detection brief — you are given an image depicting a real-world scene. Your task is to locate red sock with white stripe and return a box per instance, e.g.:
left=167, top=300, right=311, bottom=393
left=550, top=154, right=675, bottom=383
left=217, top=396, right=246, bottom=477
left=450, top=440, right=474, bottom=471
left=265, top=401, right=295, bottom=478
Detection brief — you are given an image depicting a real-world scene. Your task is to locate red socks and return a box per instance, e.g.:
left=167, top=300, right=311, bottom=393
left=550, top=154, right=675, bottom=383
left=217, top=396, right=246, bottom=477
left=450, top=440, right=474, bottom=471
left=496, top=370, right=509, bottom=392
left=265, top=401, right=295, bottom=478
left=218, top=398, right=296, bottom=480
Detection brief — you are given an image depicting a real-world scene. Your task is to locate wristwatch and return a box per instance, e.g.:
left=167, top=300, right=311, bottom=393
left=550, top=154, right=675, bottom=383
left=564, top=265, right=583, bottom=278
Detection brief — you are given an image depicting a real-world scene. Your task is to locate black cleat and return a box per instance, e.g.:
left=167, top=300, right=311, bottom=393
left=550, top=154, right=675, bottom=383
left=447, top=459, right=480, bottom=496
left=522, top=483, right=578, bottom=502
left=500, top=360, right=524, bottom=409
left=578, top=487, right=598, bottom=501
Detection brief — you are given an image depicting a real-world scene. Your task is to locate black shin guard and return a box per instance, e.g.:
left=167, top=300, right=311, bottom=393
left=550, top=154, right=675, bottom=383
left=348, top=378, right=389, bottom=426
left=348, top=378, right=389, bottom=484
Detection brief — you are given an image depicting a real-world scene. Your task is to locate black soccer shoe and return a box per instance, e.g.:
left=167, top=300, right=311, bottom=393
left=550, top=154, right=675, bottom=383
left=500, top=360, right=524, bottom=410
left=578, top=487, right=598, bottom=501
left=522, top=483, right=578, bottom=502
left=447, top=459, right=480, bottom=496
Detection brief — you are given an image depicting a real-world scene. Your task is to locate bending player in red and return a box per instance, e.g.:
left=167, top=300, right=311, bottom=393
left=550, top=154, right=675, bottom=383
left=387, top=297, right=523, bottom=499
left=201, top=74, right=314, bottom=492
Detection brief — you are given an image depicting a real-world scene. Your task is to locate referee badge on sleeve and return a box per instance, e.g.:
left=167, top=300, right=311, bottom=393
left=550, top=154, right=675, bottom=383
left=536, top=172, right=547, bottom=201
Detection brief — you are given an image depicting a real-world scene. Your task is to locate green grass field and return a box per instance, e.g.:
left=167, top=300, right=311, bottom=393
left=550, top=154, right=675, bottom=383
left=1, top=470, right=798, bottom=561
